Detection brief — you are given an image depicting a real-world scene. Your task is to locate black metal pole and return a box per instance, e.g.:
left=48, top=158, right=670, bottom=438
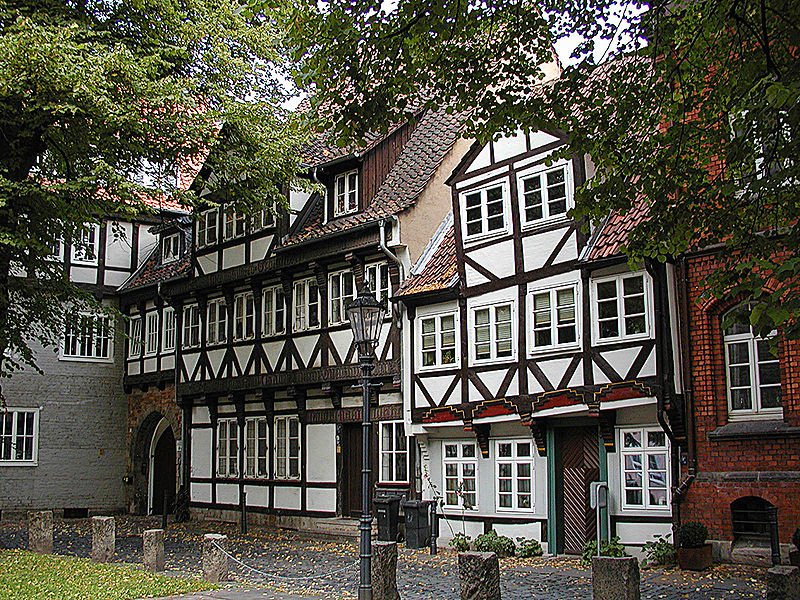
left=240, top=490, right=248, bottom=535
left=430, top=502, right=439, bottom=555
left=358, top=354, right=374, bottom=600
left=161, top=490, right=168, bottom=530
left=767, top=506, right=781, bottom=566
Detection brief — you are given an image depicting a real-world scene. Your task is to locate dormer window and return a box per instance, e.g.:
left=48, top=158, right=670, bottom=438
left=162, top=233, right=180, bottom=264
left=333, top=170, right=359, bottom=217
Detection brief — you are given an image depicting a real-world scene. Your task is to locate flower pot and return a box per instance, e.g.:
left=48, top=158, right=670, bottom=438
left=678, top=544, right=713, bottom=571
left=790, top=549, right=800, bottom=567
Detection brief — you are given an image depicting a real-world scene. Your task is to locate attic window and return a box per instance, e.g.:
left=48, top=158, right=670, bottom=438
left=162, top=233, right=180, bottom=264
left=332, top=170, right=358, bottom=217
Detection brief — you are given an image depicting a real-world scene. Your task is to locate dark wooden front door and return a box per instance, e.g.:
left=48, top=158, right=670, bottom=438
left=152, top=428, right=176, bottom=515
left=341, top=423, right=377, bottom=517
left=555, top=426, right=600, bottom=554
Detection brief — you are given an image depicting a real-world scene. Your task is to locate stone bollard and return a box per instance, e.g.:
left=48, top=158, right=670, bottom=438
left=143, top=529, right=165, bottom=572
left=91, top=516, right=115, bottom=563
left=592, top=556, right=640, bottom=600
left=202, top=534, right=229, bottom=583
left=767, top=565, right=800, bottom=600
left=27, top=511, right=54, bottom=554
left=371, top=541, right=400, bottom=600
left=458, top=551, right=501, bottom=600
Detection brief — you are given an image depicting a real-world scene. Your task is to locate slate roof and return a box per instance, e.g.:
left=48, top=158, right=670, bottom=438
left=396, top=213, right=458, bottom=298
left=118, top=223, right=193, bottom=292
left=280, top=107, right=466, bottom=248
left=582, top=195, right=650, bottom=261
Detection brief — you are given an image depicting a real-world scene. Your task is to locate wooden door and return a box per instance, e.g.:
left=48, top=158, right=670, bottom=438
left=555, top=427, right=600, bottom=554
left=152, top=428, right=176, bottom=515
left=341, top=423, right=377, bottom=518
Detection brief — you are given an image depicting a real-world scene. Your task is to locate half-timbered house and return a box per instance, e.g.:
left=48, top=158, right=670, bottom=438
left=120, top=107, right=472, bottom=528
left=397, top=130, right=686, bottom=555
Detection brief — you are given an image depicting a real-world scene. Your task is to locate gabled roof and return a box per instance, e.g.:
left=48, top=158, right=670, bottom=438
left=118, top=223, right=193, bottom=292
left=396, top=213, right=458, bottom=298
left=279, top=107, right=466, bottom=249
left=582, top=195, right=650, bottom=261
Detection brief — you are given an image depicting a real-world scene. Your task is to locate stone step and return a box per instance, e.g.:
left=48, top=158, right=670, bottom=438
left=731, top=543, right=773, bottom=567
left=305, top=517, right=377, bottom=539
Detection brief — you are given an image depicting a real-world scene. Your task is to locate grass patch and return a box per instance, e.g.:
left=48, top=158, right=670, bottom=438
left=0, top=549, right=216, bottom=600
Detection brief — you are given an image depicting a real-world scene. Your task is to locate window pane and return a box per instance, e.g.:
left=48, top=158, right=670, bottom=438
left=624, top=454, right=642, bottom=470
left=730, top=387, right=752, bottom=410
left=649, top=489, right=668, bottom=506
left=498, top=443, right=512, bottom=457
left=462, top=444, right=476, bottom=458
left=647, top=431, right=666, bottom=447
left=622, top=276, right=644, bottom=295
left=499, top=463, right=512, bottom=477
left=625, top=315, right=646, bottom=335
left=623, top=431, right=642, bottom=448
left=626, top=489, right=643, bottom=505
left=597, top=281, right=617, bottom=300
left=445, top=444, right=458, bottom=458
left=760, top=386, right=782, bottom=409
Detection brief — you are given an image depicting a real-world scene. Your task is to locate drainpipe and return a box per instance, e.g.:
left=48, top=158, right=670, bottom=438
left=378, top=216, right=405, bottom=328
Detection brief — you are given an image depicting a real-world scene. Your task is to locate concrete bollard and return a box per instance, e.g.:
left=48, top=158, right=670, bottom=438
left=27, top=511, right=54, bottom=554
left=91, top=516, right=115, bottom=563
left=143, top=528, right=165, bottom=572
left=458, top=551, right=501, bottom=600
left=371, top=541, right=400, bottom=600
left=592, top=556, right=640, bottom=600
left=767, top=565, right=800, bottom=600
left=202, top=533, right=229, bottom=583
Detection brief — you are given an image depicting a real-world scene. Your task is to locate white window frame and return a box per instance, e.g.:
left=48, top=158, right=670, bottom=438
left=233, top=291, right=255, bottom=341
left=144, top=312, right=159, bottom=356
left=418, top=311, right=458, bottom=370
left=161, top=233, right=180, bottom=264
left=293, top=278, right=320, bottom=332
left=518, top=160, right=573, bottom=226
left=253, top=207, right=275, bottom=230
left=724, top=308, right=782, bottom=419
left=329, top=270, right=355, bottom=325
left=71, top=223, right=100, bottom=265
left=274, top=415, right=300, bottom=480
left=162, top=307, right=176, bottom=352
left=61, top=311, right=114, bottom=362
left=216, top=417, right=239, bottom=478
left=197, top=209, right=218, bottom=248
left=470, top=300, right=516, bottom=363
left=224, top=206, right=246, bottom=240
left=128, top=315, right=142, bottom=358
left=206, top=297, right=227, bottom=346
left=460, top=181, right=509, bottom=240
left=244, top=417, right=269, bottom=479
left=364, top=262, right=391, bottom=303
left=262, top=285, right=286, bottom=337
left=591, top=272, right=652, bottom=344
left=442, top=441, right=479, bottom=510
left=0, top=408, right=39, bottom=466
left=332, top=169, right=359, bottom=217
left=619, top=427, right=671, bottom=512
left=379, top=421, right=408, bottom=484
left=182, top=304, right=201, bottom=349
left=529, top=284, right=579, bottom=354
left=495, top=439, right=535, bottom=512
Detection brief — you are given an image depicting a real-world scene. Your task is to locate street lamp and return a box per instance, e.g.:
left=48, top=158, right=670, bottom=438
left=346, top=286, right=386, bottom=600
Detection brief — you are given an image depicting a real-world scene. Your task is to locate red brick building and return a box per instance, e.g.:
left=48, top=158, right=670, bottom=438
left=678, top=251, right=800, bottom=563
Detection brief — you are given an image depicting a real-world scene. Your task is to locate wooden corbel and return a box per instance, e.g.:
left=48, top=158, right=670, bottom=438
left=529, top=419, right=547, bottom=457
left=288, top=386, right=307, bottom=423
left=345, top=252, right=365, bottom=290
left=261, top=388, right=275, bottom=420
left=598, top=410, right=617, bottom=453
left=473, top=424, right=492, bottom=458
left=233, top=393, right=246, bottom=429
left=322, top=383, right=343, bottom=410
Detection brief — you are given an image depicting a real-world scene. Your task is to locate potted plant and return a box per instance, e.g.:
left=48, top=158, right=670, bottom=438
left=790, top=528, right=800, bottom=567
left=677, top=522, right=713, bottom=571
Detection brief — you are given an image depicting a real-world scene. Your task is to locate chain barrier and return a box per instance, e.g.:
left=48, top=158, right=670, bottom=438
left=211, top=541, right=358, bottom=582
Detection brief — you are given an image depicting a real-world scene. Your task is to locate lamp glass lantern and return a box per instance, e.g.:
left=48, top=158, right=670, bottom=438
left=346, top=288, right=386, bottom=357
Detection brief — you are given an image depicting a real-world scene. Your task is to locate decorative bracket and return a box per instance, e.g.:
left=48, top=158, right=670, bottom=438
left=473, top=424, right=491, bottom=458
left=598, top=411, right=617, bottom=453
left=288, top=386, right=307, bottom=423
left=529, top=419, right=547, bottom=457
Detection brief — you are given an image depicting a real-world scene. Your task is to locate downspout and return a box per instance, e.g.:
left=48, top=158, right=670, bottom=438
left=378, top=216, right=405, bottom=327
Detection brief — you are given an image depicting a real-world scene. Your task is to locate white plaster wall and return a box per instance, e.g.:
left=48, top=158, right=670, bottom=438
left=274, top=486, right=301, bottom=510
left=306, top=424, right=336, bottom=482
left=70, top=266, right=96, bottom=284
left=190, top=482, right=211, bottom=503
left=306, top=488, right=337, bottom=512
left=222, top=245, right=245, bottom=270
left=105, top=221, right=133, bottom=269
left=191, top=428, right=212, bottom=478
left=197, top=253, right=217, bottom=275
left=193, top=406, right=210, bottom=424
left=250, top=235, right=273, bottom=262
left=244, top=484, right=269, bottom=508
left=216, top=483, right=239, bottom=505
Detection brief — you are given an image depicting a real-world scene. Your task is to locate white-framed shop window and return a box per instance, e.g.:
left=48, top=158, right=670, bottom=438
left=329, top=270, right=355, bottom=325
left=0, top=408, right=39, bottom=465
left=293, top=278, right=320, bottom=332
left=71, top=223, right=100, bottom=265
left=442, top=441, right=478, bottom=510
left=419, top=312, right=457, bottom=369
left=274, top=415, right=300, bottom=480
left=162, top=307, right=176, bottom=352
left=495, top=439, right=534, bottom=511
left=182, top=304, right=201, bottom=348
left=197, top=209, right=218, bottom=248
left=233, top=291, right=255, bottom=341
left=216, top=418, right=239, bottom=478
left=471, top=301, right=515, bottom=362
left=592, top=272, right=651, bottom=343
left=619, top=427, right=670, bottom=511
left=519, top=161, right=573, bottom=225
left=461, top=182, right=508, bottom=239
left=262, top=285, right=286, bottom=337
left=206, top=297, right=227, bottom=345
left=244, top=417, right=269, bottom=478
left=63, top=312, right=113, bottom=362
left=379, top=421, right=408, bottom=483
left=530, top=285, right=578, bottom=351
left=145, top=312, right=159, bottom=356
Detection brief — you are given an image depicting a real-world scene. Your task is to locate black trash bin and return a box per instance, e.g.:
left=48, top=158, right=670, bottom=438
left=375, top=495, right=402, bottom=542
left=403, top=499, right=432, bottom=549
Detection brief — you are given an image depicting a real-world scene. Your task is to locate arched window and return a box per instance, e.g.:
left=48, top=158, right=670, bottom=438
left=723, top=305, right=782, bottom=417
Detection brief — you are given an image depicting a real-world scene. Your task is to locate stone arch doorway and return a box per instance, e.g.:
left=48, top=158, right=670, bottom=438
left=132, top=412, right=178, bottom=515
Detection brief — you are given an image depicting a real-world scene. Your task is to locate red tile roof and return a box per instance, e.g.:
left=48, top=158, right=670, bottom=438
left=118, top=225, right=192, bottom=292
left=280, top=107, right=466, bottom=248
left=397, top=214, right=458, bottom=297
left=584, top=195, right=650, bottom=261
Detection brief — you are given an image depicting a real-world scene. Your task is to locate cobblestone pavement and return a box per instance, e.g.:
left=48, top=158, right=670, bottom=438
left=0, top=516, right=767, bottom=599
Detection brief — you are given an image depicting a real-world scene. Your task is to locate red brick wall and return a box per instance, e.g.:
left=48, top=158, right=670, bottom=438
left=682, top=254, right=800, bottom=542
left=127, top=385, right=181, bottom=451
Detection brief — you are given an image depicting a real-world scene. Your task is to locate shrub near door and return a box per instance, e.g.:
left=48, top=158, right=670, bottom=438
left=677, top=522, right=713, bottom=571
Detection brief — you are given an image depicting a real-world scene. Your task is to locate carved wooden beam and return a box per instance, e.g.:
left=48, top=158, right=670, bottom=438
left=473, top=424, right=491, bottom=458
left=598, top=411, right=616, bottom=453
left=322, top=383, right=343, bottom=409
left=346, top=252, right=365, bottom=290
left=261, top=388, right=275, bottom=419
left=288, top=386, right=307, bottom=423
left=233, top=393, right=246, bottom=428
left=529, top=419, right=547, bottom=457
left=310, top=261, right=328, bottom=295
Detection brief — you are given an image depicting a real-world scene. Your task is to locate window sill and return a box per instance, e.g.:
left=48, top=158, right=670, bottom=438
left=529, top=343, right=580, bottom=357
left=417, top=363, right=460, bottom=373
left=592, top=332, right=652, bottom=346
left=463, top=229, right=510, bottom=245
left=521, top=215, right=571, bottom=232
left=0, top=461, right=38, bottom=467
left=709, top=419, right=800, bottom=441
left=59, top=356, right=114, bottom=364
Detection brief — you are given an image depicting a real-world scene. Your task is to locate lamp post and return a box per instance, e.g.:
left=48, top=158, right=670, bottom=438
left=346, top=287, right=386, bottom=600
